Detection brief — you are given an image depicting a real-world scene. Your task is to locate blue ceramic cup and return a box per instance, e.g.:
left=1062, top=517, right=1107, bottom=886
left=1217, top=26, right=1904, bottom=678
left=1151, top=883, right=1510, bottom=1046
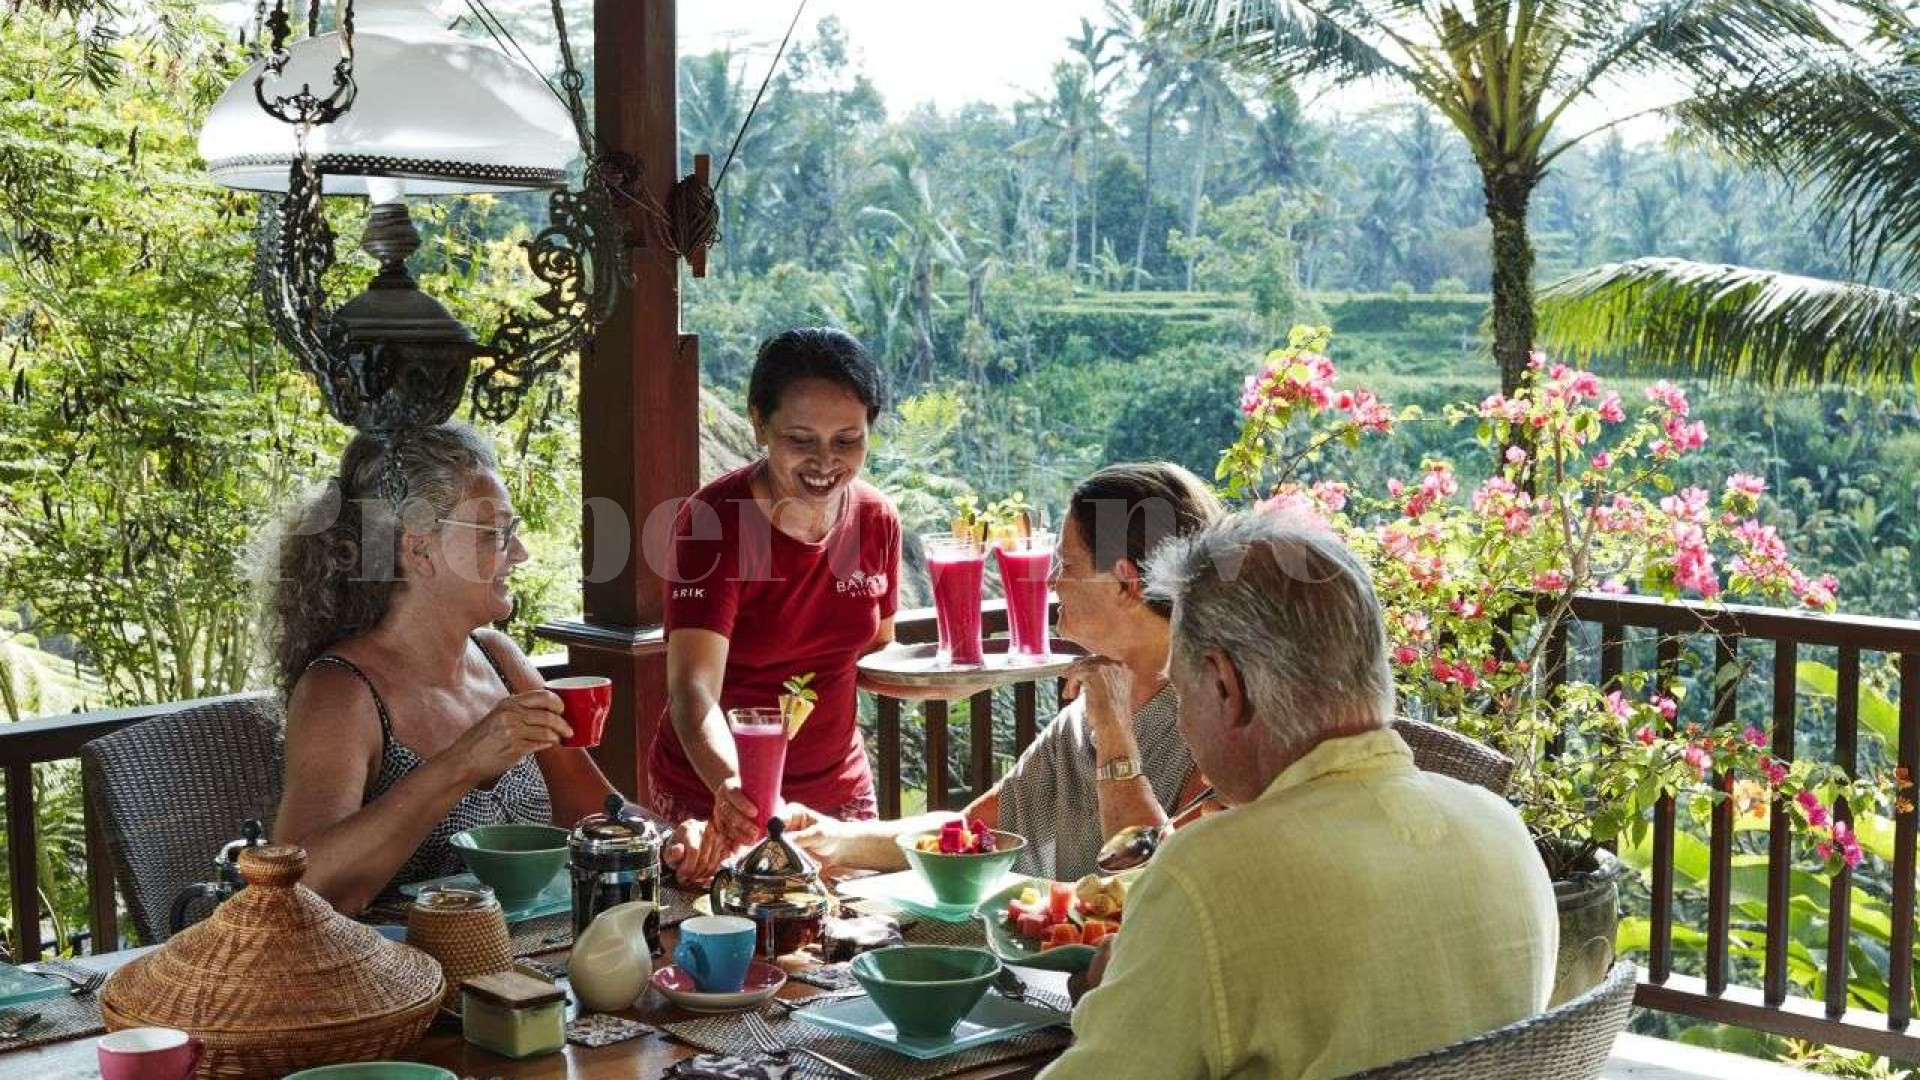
left=672, top=914, right=757, bottom=993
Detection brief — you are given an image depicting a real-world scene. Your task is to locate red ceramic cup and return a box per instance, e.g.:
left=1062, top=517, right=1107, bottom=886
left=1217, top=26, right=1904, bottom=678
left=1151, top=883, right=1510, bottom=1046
left=548, top=675, right=612, bottom=749
left=97, top=1027, right=204, bottom=1080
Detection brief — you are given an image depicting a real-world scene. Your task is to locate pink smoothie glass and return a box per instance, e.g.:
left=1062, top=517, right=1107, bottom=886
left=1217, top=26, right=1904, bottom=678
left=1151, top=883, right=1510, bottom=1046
left=994, top=530, right=1055, bottom=661
left=924, top=534, right=987, bottom=666
left=728, top=707, right=789, bottom=836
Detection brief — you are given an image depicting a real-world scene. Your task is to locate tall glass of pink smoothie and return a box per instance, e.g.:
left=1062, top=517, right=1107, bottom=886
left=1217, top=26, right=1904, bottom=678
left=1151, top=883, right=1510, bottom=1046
left=994, top=530, right=1055, bottom=660
left=923, top=535, right=986, bottom=666
left=727, top=707, right=788, bottom=836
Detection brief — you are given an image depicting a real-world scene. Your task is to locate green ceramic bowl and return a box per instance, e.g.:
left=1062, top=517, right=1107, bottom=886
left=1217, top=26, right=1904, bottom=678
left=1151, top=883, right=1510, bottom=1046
left=850, top=945, right=1001, bottom=1039
left=449, top=824, right=569, bottom=906
left=282, top=1064, right=457, bottom=1080
left=896, top=830, right=1027, bottom=908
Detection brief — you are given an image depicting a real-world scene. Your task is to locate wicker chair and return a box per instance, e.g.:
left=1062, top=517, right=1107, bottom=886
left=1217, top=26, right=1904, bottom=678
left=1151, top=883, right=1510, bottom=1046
left=81, top=694, right=286, bottom=943
left=1340, top=961, right=1637, bottom=1080
left=1395, top=716, right=1514, bottom=796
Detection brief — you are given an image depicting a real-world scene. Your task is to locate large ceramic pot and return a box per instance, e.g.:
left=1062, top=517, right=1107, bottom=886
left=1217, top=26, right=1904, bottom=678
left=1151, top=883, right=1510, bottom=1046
left=1545, top=840, right=1629, bottom=1007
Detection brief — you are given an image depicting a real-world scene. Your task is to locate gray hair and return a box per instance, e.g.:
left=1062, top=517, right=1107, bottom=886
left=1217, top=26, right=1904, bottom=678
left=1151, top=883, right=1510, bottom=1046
left=1146, top=511, right=1395, bottom=752
left=265, top=423, right=498, bottom=695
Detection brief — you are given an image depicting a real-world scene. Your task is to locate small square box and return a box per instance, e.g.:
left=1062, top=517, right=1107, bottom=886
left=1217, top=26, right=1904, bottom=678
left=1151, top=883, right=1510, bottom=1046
left=461, top=969, right=567, bottom=1059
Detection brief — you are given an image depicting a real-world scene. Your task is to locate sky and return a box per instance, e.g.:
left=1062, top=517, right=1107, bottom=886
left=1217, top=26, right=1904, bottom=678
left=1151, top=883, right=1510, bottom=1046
left=211, top=1, right=1676, bottom=144
left=675, top=0, right=1677, bottom=144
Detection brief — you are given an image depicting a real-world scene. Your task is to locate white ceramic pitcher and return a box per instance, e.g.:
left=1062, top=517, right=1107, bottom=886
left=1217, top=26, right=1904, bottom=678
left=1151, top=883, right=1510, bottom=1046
left=567, top=899, right=660, bottom=1012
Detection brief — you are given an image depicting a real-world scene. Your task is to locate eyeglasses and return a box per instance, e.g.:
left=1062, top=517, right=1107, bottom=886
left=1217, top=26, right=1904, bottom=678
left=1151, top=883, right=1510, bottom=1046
left=437, top=516, right=521, bottom=552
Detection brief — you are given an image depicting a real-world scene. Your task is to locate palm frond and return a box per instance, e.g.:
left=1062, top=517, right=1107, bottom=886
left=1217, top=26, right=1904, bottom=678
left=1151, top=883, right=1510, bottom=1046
left=1537, top=257, right=1920, bottom=387
left=1676, top=55, right=1920, bottom=287
left=1533, top=0, right=1836, bottom=156
left=1142, top=0, right=1415, bottom=88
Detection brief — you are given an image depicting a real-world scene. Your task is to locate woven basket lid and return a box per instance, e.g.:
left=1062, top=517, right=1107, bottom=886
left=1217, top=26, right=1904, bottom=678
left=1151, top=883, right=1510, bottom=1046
left=101, top=845, right=445, bottom=1033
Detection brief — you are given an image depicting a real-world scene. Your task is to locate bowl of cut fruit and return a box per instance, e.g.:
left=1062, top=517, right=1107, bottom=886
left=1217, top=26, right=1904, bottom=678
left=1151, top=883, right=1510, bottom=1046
left=896, top=820, right=1027, bottom=909
left=977, top=872, right=1130, bottom=973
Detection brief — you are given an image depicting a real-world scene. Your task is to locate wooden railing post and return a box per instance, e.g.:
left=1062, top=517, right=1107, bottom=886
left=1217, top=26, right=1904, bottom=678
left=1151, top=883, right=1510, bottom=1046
left=7, top=765, right=39, bottom=962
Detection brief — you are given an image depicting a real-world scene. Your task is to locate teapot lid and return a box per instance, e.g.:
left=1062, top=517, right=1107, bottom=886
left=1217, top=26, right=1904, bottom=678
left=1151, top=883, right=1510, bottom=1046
left=733, top=818, right=819, bottom=886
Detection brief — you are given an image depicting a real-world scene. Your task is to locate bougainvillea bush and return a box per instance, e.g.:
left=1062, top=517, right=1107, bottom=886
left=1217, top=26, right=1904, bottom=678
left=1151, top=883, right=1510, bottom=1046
left=1219, top=326, right=1885, bottom=879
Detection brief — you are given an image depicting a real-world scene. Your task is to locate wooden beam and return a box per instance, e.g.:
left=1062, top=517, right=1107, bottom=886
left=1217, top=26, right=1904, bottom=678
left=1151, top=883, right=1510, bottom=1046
left=544, top=0, right=698, bottom=802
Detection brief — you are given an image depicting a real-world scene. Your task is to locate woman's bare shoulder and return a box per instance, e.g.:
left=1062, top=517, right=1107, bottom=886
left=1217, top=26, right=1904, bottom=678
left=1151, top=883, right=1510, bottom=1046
left=285, top=653, right=382, bottom=744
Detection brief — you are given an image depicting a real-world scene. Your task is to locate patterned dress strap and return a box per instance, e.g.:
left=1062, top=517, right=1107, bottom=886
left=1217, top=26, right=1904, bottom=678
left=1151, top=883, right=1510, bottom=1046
left=469, top=633, right=514, bottom=692
left=306, top=653, right=396, bottom=747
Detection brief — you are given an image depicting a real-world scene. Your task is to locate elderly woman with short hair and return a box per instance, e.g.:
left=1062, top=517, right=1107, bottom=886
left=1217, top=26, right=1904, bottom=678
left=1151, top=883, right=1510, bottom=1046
left=1040, top=511, right=1558, bottom=1080
left=269, top=424, right=621, bottom=914
left=784, top=461, right=1225, bottom=880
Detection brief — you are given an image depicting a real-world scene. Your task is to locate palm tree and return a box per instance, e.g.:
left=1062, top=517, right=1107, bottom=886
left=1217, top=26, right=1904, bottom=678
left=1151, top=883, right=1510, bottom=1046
left=1537, top=30, right=1920, bottom=386
left=1147, top=0, right=1844, bottom=395
left=1159, top=50, right=1246, bottom=290
left=680, top=49, right=790, bottom=276
left=1104, top=1, right=1187, bottom=287
left=1014, top=62, right=1107, bottom=279
left=1067, top=18, right=1125, bottom=281
left=859, top=139, right=966, bottom=384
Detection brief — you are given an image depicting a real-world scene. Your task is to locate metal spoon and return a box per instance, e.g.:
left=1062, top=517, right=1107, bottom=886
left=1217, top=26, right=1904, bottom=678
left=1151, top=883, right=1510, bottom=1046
left=1094, top=786, right=1217, bottom=874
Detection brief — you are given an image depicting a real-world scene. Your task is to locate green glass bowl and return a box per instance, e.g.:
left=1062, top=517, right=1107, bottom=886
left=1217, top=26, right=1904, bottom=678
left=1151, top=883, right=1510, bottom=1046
left=282, top=1064, right=457, bottom=1080
left=850, top=945, right=1001, bottom=1039
left=448, top=824, right=569, bottom=906
left=895, top=830, right=1027, bottom=909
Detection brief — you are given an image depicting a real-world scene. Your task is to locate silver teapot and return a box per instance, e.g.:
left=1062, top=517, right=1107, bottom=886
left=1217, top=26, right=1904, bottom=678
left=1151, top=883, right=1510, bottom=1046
left=708, top=818, right=836, bottom=958
left=167, top=818, right=265, bottom=936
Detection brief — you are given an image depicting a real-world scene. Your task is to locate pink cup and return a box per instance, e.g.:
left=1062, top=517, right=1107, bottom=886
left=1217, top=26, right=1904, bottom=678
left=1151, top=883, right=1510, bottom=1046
left=548, top=675, right=612, bottom=749
left=98, top=1027, right=205, bottom=1080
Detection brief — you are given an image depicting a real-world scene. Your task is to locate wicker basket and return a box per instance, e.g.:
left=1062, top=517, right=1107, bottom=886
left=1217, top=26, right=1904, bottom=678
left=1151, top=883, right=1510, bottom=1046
left=405, top=886, right=513, bottom=1009
left=100, top=845, right=445, bottom=1080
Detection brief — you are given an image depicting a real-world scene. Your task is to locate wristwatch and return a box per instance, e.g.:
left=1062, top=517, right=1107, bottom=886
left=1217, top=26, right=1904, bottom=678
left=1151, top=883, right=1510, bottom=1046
left=1096, top=757, right=1143, bottom=782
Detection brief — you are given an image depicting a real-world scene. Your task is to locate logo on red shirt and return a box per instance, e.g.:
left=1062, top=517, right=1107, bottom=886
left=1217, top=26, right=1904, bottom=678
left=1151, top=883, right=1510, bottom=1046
left=836, top=569, right=888, bottom=599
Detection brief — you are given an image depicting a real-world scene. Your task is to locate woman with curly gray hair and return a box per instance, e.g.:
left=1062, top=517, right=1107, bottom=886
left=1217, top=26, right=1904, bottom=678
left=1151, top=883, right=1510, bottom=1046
left=269, top=422, right=619, bottom=913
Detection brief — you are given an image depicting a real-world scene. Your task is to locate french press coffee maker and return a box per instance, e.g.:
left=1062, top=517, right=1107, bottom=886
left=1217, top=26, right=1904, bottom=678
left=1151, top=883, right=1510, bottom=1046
left=569, top=794, right=667, bottom=954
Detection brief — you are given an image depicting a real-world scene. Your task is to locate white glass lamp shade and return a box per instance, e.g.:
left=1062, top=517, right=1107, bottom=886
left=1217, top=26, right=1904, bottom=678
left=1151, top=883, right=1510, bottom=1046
left=199, top=0, right=579, bottom=196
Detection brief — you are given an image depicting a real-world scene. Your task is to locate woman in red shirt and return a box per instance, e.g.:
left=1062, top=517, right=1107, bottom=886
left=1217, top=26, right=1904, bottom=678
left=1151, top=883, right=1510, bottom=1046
left=655, top=328, right=901, bottom=881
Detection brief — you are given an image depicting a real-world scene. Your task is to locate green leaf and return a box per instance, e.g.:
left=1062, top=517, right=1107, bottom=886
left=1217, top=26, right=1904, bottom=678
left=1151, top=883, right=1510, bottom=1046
left=1796, top=660, right=1899, bottom=748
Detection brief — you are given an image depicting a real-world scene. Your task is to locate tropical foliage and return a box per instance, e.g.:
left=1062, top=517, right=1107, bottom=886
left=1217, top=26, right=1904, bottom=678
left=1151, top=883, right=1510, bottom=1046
left=1538, top=14, right=1920, bottom=388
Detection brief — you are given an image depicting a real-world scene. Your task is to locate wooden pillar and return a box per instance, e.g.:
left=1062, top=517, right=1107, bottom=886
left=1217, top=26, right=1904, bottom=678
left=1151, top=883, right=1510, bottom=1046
left=537, top=0, right=697, bottom=803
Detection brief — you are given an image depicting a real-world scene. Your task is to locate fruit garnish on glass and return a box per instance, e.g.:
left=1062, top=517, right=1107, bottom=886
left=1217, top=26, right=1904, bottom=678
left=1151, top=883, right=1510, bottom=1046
left=779, top=672, right=817, bottom=739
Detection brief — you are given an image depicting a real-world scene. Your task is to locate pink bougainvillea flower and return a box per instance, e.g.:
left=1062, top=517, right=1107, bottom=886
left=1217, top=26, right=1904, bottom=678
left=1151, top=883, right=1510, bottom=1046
left=1646, top=380, right=1690, bottom=416
left=1683, top=742, right=1713, bottom=779
left=1726, top=473, right=1767, bottom=498
left=1635, top=725, right=1657, bottom=746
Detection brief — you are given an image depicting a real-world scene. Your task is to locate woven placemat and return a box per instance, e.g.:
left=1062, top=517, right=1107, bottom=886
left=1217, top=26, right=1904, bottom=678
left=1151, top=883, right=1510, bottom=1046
left=0, top=992, right=105, bottom=1053
left=664, top=1004, right=1067, bottom=1080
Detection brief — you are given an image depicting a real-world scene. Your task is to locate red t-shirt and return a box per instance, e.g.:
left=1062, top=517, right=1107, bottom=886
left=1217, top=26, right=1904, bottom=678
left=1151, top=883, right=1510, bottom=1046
left=650, top=462, right=901, bottom=819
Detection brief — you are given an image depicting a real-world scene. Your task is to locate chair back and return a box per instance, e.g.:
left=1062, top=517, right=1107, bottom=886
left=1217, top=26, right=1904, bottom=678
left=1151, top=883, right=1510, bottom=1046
left=1341, top=961, right=1638, bottom=1080
left=81, top=694, right=285, bottom=943
left=1395, top=717, right=1514, bottom=795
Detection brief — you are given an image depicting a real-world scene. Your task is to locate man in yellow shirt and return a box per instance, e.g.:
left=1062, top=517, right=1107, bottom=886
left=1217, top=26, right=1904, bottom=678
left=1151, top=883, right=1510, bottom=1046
left=1041, top=512, right=1558, bottom=1080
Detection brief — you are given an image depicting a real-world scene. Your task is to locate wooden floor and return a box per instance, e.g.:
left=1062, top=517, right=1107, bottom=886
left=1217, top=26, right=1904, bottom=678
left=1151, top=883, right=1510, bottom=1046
left=1604, top=1033, right=1824, bottom=1080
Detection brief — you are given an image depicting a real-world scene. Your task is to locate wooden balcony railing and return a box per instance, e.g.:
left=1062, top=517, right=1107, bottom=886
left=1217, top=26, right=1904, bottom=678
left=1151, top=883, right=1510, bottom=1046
left=3, top=593, right=1918, bottom=1057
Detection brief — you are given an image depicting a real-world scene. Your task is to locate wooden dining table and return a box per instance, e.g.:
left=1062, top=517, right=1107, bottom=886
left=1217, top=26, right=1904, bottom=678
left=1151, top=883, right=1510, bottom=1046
left=0, top=921, right=1068, bottom=1080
